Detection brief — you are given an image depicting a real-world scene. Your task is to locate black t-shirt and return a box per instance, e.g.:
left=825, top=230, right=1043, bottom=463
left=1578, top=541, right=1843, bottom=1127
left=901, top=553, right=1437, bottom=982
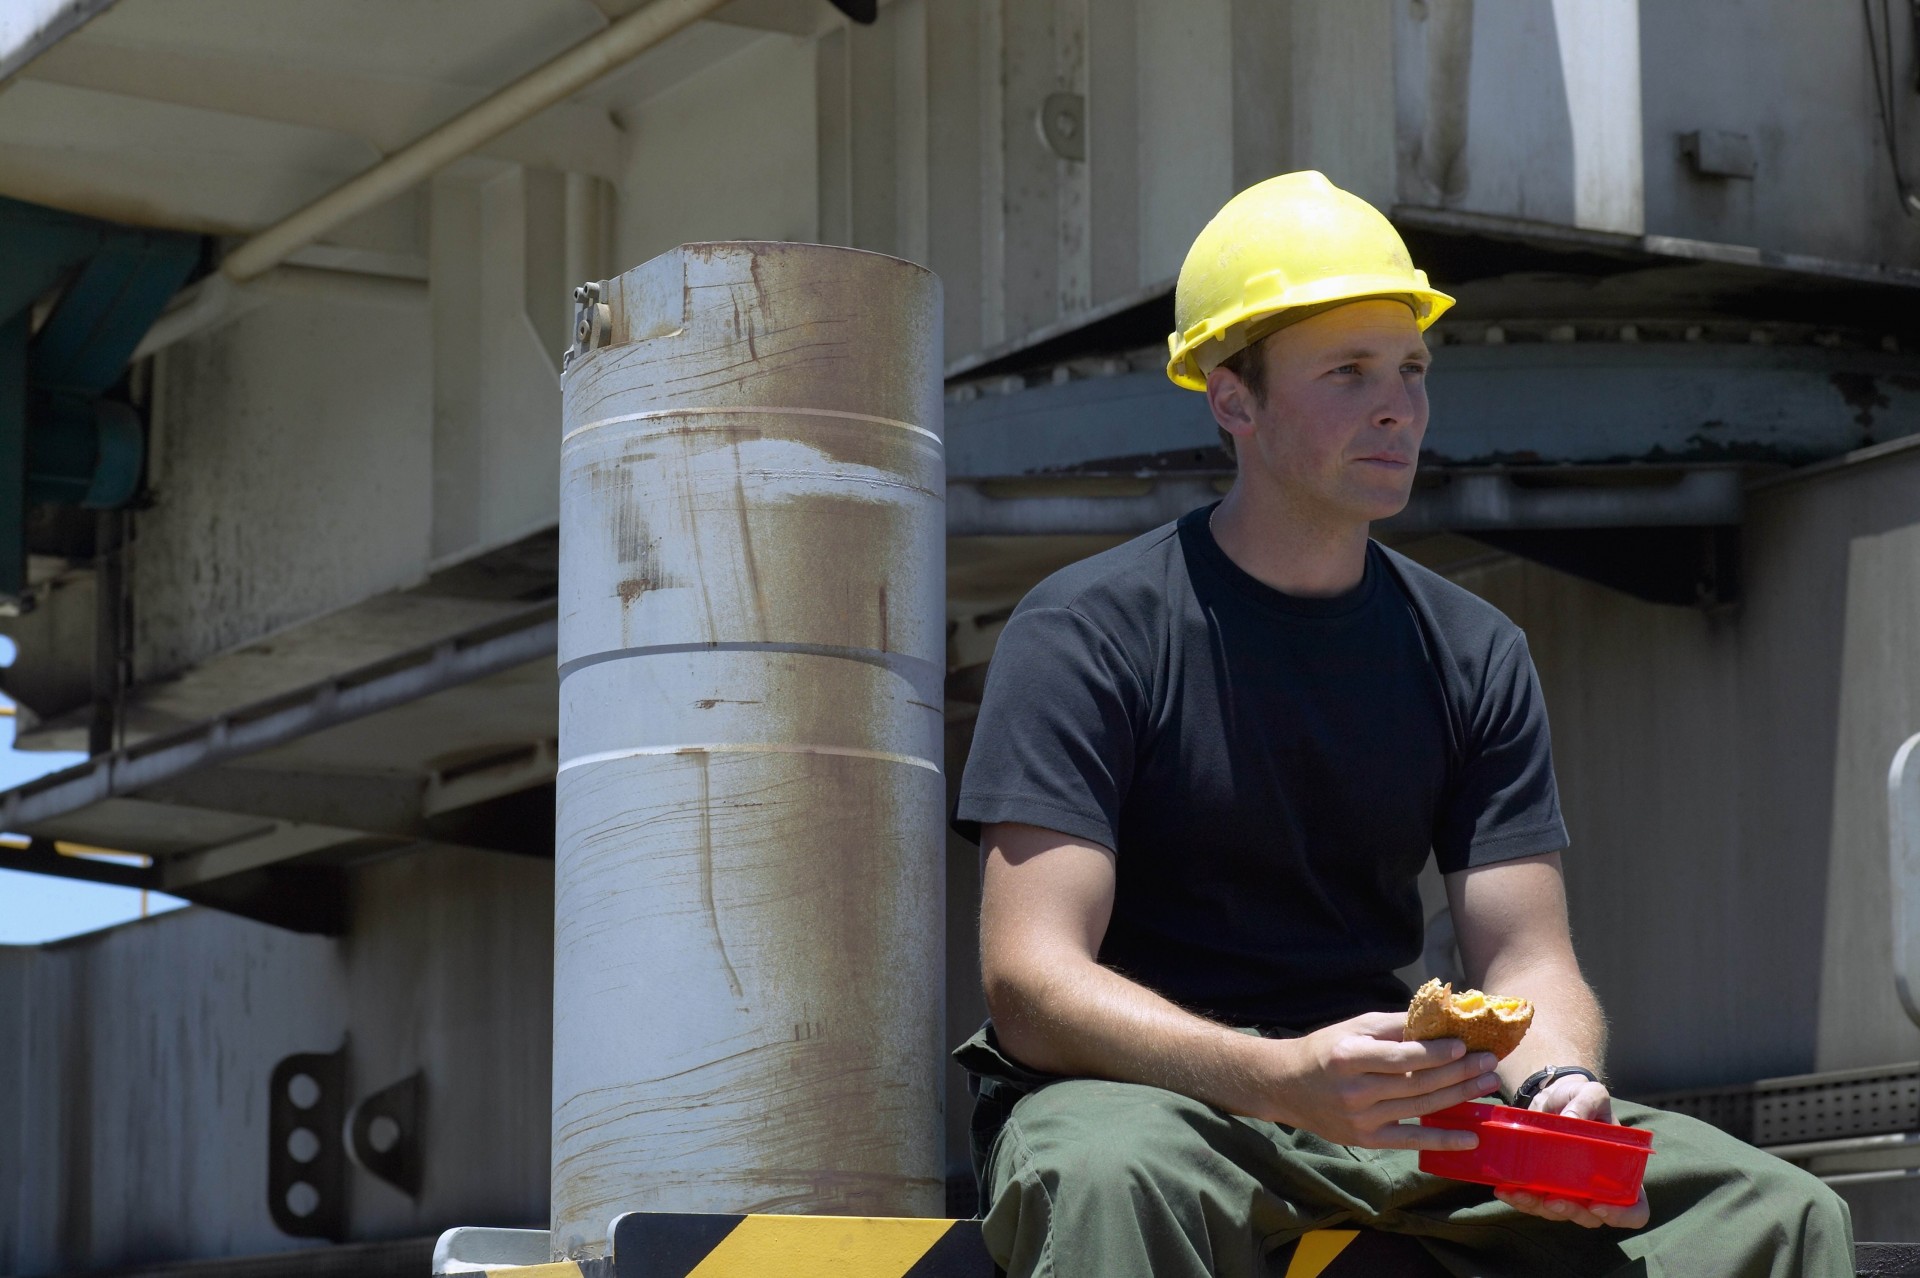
left=955, top=504, right=1568, bottom=1033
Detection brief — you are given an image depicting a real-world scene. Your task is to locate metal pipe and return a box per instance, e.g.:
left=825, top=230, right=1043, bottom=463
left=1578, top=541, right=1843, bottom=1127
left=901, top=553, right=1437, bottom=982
left=1820, top=1167, right=1920, bottom=1187
left=1764, top=1130, right=1920, bottom=1160
left=1892, top=732, right=1920, bottom=1027
left=553, top=243, right=946, bottom=1256
left=218, top=0, right=732, bottom=283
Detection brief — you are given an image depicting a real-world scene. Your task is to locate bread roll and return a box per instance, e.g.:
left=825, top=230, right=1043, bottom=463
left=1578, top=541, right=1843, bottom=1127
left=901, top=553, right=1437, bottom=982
left=1405, top=978, right=1533, bottom=1060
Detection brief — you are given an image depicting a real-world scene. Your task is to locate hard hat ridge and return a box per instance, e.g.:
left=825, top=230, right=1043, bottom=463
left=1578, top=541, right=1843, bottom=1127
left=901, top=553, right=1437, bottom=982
left=1166, top=170, right=1454, bottom=390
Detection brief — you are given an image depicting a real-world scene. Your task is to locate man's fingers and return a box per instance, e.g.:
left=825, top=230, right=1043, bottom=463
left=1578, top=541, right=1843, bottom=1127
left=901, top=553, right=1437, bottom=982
left=1339, top=1034, right=1475, bottom=1075
left=1560, top=1080, right=1614, bottom=1123
left=1375, top=1070, right=1503, bottom=1123
left=1364, top=1121, right=1480, bottom=1152
left=1499, top=1187, right=1650, bottom=1231
left=1346, top=1011, right=1416, bottom=1040
left=1367, top=1051, right=1501, bottom=1102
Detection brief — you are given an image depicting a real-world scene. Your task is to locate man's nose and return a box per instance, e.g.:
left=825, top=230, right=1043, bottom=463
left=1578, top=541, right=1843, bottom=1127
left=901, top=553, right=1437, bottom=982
left=1374, top=374, right=1420, bottom=428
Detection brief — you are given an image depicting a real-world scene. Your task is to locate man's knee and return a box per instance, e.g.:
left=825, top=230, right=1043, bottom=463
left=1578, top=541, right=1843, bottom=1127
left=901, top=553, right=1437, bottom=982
left=1756, top=1155, right=1852, bottom=1240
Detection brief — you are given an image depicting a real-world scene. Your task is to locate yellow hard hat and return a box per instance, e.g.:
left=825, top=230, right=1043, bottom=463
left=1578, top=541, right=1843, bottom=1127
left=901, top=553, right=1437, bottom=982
left=1165, top=171, right=1455, bottom=390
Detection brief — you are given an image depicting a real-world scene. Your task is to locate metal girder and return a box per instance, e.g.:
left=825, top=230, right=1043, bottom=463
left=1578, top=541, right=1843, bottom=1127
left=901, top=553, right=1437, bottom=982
left=945, top=338, right=1920, bottom=482
left=0, top=836, right=154, bottom=889
left=137, top=765, right=428, bottom=836
left=947, top=466, right=1748, bottom=538
left=0, top=604, right=557, bottom=835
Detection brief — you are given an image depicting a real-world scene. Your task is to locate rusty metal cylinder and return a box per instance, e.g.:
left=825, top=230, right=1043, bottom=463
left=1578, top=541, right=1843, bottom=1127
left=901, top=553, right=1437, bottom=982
left=551, top=242, right=946, bottom=1256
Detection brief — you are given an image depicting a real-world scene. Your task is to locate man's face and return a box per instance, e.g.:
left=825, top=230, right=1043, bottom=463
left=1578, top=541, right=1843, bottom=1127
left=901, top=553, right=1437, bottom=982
left=1208, top=299, right=1431, bottom=525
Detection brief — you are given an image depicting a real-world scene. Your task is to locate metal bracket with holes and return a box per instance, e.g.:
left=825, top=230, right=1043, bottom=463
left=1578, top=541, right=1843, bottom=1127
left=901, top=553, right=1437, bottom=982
left=347, top=1072, right=424, bottom=1198
left=268, top=1047, right=349, bottom=1240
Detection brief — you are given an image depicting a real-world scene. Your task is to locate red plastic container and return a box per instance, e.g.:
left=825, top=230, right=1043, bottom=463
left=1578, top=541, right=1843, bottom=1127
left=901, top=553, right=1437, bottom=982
left=1419, top=1102, right=1653, bottom=1206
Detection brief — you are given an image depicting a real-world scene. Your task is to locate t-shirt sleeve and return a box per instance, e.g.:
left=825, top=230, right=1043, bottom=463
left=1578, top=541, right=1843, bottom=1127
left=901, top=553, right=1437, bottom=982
left=953, top=605, right=1143, bottom=850
left=1433, top=631, right=1569, bottom=872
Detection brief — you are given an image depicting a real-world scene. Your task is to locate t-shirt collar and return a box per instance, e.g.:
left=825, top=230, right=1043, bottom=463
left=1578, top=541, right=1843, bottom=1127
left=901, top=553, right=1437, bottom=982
left=1182, top=502, right=1381, bottom=619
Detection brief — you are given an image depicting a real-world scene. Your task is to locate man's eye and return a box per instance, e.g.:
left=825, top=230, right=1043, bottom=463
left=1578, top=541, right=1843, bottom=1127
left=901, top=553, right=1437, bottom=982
left=1332, top=363, right=1361, bottom=375
left=1404, top=363, right=1428, bottom=375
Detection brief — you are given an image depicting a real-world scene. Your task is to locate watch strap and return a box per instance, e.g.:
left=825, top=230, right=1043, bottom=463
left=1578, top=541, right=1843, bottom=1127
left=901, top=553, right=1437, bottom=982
left=1512, top=1065, right=1598, bottom=1109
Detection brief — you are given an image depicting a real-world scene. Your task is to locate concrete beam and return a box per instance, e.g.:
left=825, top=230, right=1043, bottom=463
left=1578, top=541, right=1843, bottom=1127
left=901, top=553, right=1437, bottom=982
left=21, top=39, right=627, bottom=181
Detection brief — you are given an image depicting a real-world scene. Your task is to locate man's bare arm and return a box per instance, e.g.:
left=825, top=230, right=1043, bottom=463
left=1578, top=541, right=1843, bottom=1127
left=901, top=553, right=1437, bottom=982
left=1445, top=851, right=1605, bottom=1093
left=1447, top=850, right=1646, bottom=1229
left=980, top=821, right=1498, bottom=1148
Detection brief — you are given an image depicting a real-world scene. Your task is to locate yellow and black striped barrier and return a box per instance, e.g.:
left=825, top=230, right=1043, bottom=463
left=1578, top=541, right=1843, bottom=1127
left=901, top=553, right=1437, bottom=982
left=610, top=1213, right=989, bottom=1277
left=459, top=1216, right=1446, bottom=1277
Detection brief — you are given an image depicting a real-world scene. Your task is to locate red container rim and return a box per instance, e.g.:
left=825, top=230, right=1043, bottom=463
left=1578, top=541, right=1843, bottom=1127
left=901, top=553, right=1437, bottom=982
left=1423, top=1101, right=1653, bottom=1151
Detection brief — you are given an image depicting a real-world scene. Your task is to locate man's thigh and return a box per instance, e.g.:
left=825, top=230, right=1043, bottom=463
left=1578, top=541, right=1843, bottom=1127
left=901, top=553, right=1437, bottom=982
left=980, top=1078, right=1398, bottom=1276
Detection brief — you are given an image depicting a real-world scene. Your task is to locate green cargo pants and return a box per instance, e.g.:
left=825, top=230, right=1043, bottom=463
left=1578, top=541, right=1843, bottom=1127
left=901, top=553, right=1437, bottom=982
left=957, top=1027, right=1855, bottom=1278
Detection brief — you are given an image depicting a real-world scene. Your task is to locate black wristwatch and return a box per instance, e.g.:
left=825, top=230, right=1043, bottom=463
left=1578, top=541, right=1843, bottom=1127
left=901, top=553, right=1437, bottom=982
left=1512, top=1065, right=1599, bottom=1110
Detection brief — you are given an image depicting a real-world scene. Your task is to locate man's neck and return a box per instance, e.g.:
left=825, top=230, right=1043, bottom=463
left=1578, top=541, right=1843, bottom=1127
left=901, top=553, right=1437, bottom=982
left=1209, top=480, right=1372, bottom=598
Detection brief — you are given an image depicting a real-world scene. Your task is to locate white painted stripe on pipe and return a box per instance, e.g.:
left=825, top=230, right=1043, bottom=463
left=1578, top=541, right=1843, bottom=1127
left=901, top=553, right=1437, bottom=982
left=557, top=742, right=942, bottom=775
left=555, top=640, right=943, bottom=688
left=562, top=404, right=943, bottom=447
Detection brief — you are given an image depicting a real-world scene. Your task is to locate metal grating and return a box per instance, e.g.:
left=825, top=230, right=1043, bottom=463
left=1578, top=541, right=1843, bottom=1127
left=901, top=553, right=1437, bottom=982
left=1754, top=1067, right=1920, bottom=1146
left=1633, top=1082, right=1756, bottom=1142
left=1634, top=1062, right=1920, bottom=1147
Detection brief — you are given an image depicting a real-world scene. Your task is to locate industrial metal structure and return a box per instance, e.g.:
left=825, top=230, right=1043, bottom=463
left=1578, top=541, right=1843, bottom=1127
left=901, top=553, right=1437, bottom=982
left=3, top=0, right=1920, bottom=1272
left=552, top=241, right=947, bottom=1249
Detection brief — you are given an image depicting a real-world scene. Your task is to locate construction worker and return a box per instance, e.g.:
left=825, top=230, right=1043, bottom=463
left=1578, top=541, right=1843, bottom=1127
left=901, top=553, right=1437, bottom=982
left=952, top=171, right=1853, bottom=1277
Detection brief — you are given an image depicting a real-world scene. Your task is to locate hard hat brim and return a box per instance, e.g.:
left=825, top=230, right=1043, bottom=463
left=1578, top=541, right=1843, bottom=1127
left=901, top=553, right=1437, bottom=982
left=1166, top=278, right=1456, bottom=391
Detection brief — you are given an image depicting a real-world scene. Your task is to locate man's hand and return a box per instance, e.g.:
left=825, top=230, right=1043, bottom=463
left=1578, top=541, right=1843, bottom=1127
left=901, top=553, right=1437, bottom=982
left=1262, top=1012, right=1501, bottom=1149
left=1492, top=1076, right=1650, bottom=1229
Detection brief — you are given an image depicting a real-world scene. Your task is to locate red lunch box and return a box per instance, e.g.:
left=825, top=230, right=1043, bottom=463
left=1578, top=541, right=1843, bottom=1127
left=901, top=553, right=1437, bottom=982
left=1418, top=1101, right=1654, bottom=1206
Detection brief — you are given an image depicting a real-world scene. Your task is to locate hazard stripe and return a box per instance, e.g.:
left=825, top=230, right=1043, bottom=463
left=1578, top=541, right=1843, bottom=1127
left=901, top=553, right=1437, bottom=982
left=1283, top=1230, right=1358, bottom=1278
left=611, top=1214, right=745, bottom=1278
left=609, top=1213, right=991, bottom=1278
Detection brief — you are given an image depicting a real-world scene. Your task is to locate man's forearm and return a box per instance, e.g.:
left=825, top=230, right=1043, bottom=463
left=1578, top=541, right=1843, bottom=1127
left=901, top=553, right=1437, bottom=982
left=1479, top=955, right=1607, bottom=1093
left=987, top=952, right=1280, bottom=1118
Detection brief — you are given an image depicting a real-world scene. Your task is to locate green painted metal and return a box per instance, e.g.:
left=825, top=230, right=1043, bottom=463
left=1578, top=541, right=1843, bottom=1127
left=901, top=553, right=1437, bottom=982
left=0, top=196, right=202, bottom=601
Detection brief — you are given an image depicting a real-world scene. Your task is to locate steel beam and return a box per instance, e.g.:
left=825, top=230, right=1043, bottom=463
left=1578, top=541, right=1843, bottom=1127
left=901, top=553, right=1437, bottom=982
left=947, top=466, right=1747, bottom=538
left=0, top=604, right=556, bottom=833
left=0, top=836, right=155, bottom=889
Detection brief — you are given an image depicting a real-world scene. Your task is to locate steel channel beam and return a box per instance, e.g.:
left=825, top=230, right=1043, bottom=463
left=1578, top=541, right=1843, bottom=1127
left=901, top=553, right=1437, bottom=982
left=947, top=467, right=1747, bottom=537
left=0, top=604, right=556, bottom=833
left=1764, top=1131, right=1920, bottom=1161
left=0, top=836, right=155, bottom=889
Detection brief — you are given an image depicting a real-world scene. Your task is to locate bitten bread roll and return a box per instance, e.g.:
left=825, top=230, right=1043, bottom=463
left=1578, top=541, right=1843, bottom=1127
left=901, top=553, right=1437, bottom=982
left=1405, top=978, right=1533, bottom=1060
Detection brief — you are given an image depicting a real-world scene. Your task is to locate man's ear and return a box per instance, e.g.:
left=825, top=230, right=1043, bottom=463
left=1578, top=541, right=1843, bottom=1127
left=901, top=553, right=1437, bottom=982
left=1205, top=364, right=1257, bottom=452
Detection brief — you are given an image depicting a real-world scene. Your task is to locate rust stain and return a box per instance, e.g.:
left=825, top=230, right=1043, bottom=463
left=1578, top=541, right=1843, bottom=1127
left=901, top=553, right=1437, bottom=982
left=695, top=754, right=746, bottom=1001
left=694, top=697, right=762, bottom=709
left=731, top=442, right=772, bottom=636
left=1832, top=371, right=1891, bottom=435
left=877, top=583, right=889, bottom=652
left=616, top=578, right=649, bottom=605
